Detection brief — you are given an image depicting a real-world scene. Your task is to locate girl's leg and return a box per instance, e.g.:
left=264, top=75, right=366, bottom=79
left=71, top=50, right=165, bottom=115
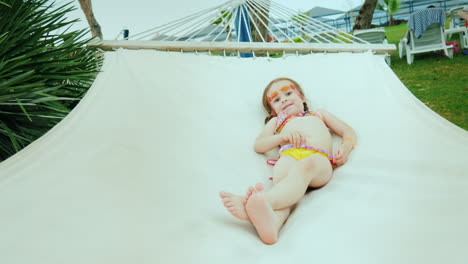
left=245, top=154, right=332, bottom=244
left=270, top=156, right=296, bottom=229
left=246, top=190, right=292, bottom=245
left=219, top=156, right=296, bottom=221
left=266, top=154, right=333, bottom=210
left=245, top=157, right=294, bottom=245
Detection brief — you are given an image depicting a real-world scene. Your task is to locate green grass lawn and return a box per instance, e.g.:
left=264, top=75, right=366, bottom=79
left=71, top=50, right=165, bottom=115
left=384, top=23, right=468, bottom=130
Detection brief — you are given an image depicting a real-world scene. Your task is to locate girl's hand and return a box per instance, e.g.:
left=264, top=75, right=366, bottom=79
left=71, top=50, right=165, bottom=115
left=282, top=130, right=306, bottom=148
left=333, top=142, right=353, bottom=167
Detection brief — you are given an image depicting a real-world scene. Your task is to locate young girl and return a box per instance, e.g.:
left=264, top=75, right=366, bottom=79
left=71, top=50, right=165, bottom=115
left=219, top=77, right=356, bottom=245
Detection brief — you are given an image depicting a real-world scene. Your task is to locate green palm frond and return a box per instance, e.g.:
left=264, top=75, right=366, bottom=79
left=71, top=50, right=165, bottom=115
left=291, top=11, right=310, bottom=25
left=212, top=10, right=232, bottom=25
left=0, top=0, right=102, bottom=161
left=376, top=0, right=401, bottom=15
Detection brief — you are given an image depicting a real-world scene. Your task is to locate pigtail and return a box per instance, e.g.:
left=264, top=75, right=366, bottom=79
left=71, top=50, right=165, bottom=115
left=303, top=102, right=309, bottom=111
left=264, top=112, right=276, bottom=124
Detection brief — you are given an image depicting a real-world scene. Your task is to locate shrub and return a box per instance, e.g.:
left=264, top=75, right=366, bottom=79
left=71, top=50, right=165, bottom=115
left=0, top=0, right=102, bottom=161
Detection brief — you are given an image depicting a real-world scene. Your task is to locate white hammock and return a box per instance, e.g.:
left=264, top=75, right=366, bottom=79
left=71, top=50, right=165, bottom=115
left=0, top=49, right=467, bottom=264
left=0, top=1, right=466, bottom=262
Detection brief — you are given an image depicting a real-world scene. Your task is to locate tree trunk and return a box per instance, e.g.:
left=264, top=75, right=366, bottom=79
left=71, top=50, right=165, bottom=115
left=248, top=1, right=269, bottom=42
left=78, top=0, right=103, bottom=39
left=352, top=0, right=378, bottom=31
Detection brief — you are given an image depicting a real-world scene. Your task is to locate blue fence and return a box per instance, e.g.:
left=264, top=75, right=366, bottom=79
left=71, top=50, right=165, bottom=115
left=312, top=0, right=468, bottom=32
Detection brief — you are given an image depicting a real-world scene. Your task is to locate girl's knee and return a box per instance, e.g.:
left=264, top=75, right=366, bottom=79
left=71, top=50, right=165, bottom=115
left=272, top=157, right=296, bottom=184
left=308, top=166, right=333, bottom=188
left=298, top=155, right=321, bottom=171
left=299, top=156, right=332, bottom=185
left=297, top=157, right=319, bottom=182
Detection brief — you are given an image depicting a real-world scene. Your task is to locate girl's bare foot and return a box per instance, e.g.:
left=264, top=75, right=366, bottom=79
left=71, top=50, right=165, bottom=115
left=219, top=192, right=248, bottom=221
left=243, top=183, right=264, bottom=205
left=243, top=186, right=255, bottom=205
left=245, top=183, right=278, bottom=245
left=220, top=184, right=261, bottom=221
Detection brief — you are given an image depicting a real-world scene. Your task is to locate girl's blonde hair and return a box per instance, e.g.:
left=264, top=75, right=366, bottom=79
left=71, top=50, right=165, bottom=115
left=262, top=77, right=309, bottom=124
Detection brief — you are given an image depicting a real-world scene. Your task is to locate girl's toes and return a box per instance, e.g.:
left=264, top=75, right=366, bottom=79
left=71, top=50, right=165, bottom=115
left=255, top=182, right=264, bottom=192
left=243, top=186, right=255, bottom=203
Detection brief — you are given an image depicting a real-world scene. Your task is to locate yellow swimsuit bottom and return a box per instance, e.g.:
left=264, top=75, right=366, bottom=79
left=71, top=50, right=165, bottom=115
left=279, top=144, right=333, bottom=163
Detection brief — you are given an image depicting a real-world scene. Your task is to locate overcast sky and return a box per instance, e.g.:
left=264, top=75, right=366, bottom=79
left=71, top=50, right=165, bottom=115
left=56, top=0, right=364, bottom=39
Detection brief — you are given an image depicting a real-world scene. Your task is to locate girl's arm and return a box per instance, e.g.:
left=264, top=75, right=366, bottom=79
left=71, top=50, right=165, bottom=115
left=254, top=118, right=286, bottom=154
left=320, top=110, right=357, bottom=166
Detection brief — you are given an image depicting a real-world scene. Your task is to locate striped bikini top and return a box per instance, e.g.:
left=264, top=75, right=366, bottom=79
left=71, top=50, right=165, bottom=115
left=274, top=110, right=324, bottom=134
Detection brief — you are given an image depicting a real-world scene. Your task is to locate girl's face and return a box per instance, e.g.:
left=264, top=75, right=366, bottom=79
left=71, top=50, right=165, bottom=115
left=267, top=80, right=305, bottom=115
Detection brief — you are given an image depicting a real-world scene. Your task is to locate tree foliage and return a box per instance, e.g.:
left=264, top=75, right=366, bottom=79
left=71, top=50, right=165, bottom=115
left=291, top=11, right=310, bottom=25
left=376, top=0, right=401, bottom=26
left=0, top=0, right=102, bottom=161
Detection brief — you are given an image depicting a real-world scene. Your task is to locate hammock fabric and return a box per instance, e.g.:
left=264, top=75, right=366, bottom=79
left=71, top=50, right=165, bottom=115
left=0, top=50, right=467, bottom=264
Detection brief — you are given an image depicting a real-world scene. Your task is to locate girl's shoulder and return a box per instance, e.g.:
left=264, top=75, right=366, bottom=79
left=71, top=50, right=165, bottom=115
left=258, top=116, right=278, bottom=136
left=265, top=116, right=278, bottom=127
left=264, top=116, right=279, bottom=133
left=314, top=108, right=328, bottom=115
left=311, top=109, right=327, bottom=120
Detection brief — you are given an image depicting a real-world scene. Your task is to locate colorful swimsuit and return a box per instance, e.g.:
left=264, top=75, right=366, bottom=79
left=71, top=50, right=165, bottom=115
left=274, top=111, right=323, bottom=135
left=267, top=111, right=334, bottom=168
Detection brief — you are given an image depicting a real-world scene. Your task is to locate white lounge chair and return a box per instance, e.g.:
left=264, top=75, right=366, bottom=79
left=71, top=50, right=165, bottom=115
left=353, top=28, right=391, bottom=65
left=445, top=6, right=468, bottom=49
left=445, top=26, right=468, bottom=49
left=448, top=6, right=465, bottom=35
left=399, top=9, right=453, bottom=64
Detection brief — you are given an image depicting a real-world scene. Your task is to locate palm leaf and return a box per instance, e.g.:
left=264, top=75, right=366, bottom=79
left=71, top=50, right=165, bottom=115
left=0, top=0, right=102, bottom=161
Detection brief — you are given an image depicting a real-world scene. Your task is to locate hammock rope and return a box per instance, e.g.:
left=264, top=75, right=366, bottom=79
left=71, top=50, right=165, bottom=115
left=88, top=0, right=396, bottom=55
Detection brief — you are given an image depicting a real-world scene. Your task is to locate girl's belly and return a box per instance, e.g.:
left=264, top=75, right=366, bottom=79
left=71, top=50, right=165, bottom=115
left=280, top=118, right=332, bottom=152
